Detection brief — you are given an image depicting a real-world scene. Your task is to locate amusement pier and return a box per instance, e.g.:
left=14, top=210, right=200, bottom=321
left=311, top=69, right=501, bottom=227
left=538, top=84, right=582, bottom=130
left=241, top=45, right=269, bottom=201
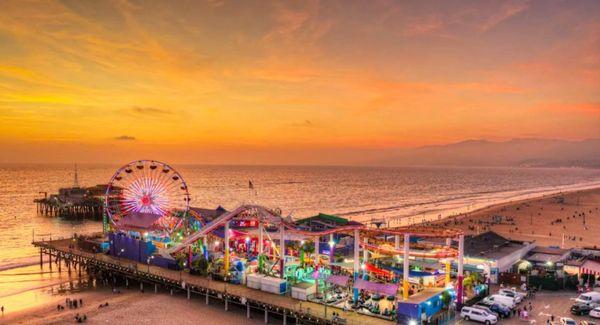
left=33, top=160, right=475, bottom=324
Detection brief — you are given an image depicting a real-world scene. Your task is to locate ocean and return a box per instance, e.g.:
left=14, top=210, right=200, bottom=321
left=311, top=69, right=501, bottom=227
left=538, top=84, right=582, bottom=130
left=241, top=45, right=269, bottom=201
left=1, top=163, right=600, bottom=269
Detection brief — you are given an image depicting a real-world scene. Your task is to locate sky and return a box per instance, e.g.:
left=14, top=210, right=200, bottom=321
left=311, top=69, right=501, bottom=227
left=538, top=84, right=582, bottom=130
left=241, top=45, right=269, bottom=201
left=0, top=0, right=598, bottom=165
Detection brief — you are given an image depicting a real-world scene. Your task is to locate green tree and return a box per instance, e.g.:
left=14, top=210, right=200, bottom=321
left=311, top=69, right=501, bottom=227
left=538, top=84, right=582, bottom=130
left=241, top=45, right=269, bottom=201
left=441, top=291, right=452, bottom=309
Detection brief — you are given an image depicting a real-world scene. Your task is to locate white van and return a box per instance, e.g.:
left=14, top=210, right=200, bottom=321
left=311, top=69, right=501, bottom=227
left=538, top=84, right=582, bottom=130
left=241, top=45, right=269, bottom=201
left=575, top=292, right=600, bottom=306
left=461, top=306, right=498, bottom=324
left=483, top=295, right=516, bottom=309
left=498, top=289, right=523, bottom=303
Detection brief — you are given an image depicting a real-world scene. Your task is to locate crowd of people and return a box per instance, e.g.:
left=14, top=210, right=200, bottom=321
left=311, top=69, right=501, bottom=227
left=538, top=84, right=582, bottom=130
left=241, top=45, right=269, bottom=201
left=55, top=297, right=91, bottom=323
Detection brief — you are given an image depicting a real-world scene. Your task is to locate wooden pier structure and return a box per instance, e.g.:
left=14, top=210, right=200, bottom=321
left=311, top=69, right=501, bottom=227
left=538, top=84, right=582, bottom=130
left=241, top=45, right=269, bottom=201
left=34, top=185, right=108, bottom=220
left=33, top=237, right=393, bottom=325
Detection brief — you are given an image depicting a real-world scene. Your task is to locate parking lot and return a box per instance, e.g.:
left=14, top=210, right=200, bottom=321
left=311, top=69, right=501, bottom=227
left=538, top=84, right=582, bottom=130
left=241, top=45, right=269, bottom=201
left=456, top=290, right=598, bottom=324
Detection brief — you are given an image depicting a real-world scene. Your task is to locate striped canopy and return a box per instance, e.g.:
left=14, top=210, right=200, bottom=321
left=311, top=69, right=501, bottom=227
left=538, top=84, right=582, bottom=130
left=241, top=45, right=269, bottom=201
left=580, top=260, right=600, bottom=275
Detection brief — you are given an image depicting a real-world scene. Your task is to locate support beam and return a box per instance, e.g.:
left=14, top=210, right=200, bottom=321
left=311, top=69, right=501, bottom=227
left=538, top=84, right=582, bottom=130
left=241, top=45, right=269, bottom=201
left=456, top=234, right=465, bottom=310
left=155, top=283, right=158, bottom=293
left=225, top=297, right=228, bottom=311
left=224, top=221, right=230, bottom=274
left=264, top=308, right=268, bottom=324
left=206, top=291, right=209, bottom=304
left=363, top=237, right=369, bottom=277
left=283, top=313, right=287, bottom=325
left=329, top=233, right=334, bottom=263
left=187, top=286, right=191, bottom=299
left=259, top=220, right=264, bottom=255
left=279, top=224, right=285, bottom=279
left=353, top=229, right=360, bottom=302
left=140, top=282, right=144, bottom=292
left=314, top=237, right=319, bottom=266
left=403, top=234, right=410, bottom=300
left=247, top=302, right=251, bottom=318
left=445, top=238, right=451, bottom=287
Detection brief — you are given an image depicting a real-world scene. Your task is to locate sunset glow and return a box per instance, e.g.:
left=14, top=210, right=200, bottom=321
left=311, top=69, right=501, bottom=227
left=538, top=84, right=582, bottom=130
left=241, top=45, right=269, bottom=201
left=0, top=0, right=598, bottom=165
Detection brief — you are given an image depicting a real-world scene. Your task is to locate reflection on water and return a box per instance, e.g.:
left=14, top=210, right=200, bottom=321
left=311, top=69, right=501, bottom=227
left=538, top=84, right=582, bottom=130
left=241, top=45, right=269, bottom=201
left=1, top=164, right=600, bottom=266
left=0, top=262, right=93, bottom=314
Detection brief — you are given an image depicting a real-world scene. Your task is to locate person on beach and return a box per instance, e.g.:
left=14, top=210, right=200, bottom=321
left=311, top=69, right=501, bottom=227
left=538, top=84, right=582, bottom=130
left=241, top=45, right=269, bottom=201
left=79, top=298, right=82, bottom=307
left=1, top=305, right=4, bottom=316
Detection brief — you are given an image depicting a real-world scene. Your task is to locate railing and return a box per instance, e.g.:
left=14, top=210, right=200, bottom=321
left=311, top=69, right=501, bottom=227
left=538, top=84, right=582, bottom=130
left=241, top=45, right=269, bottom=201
left=34, top=238, right=393, bottom=325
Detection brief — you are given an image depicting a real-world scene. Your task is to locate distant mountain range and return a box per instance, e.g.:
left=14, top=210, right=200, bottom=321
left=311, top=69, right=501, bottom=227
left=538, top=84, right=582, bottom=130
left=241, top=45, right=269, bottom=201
left=375, top=138, right=600, bottom=168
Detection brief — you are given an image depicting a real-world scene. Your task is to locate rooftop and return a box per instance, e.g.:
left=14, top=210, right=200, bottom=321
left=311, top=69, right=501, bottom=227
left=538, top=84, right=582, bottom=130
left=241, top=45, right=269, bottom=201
left=464, top=231, right=530, bottom=260
left=295, top=213, right=363, bottom=228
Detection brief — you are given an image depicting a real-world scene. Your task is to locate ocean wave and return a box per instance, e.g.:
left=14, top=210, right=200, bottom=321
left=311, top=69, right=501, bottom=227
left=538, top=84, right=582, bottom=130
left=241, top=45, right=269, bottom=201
left=0, top=255, right=40, bottom=272
left=342, top=180, right=600, bottom=224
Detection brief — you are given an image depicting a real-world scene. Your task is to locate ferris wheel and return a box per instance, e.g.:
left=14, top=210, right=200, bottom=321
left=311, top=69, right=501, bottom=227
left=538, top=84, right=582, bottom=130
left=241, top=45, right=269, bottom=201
left=105, top=160, right=190, bottom=233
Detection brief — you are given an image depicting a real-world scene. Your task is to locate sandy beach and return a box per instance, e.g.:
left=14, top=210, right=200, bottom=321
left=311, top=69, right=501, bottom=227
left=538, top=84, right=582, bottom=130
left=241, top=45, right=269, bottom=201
left=2, top=187, right=599, bottom=324
left=1, top=285, right=263, bottom=325
left=439, top=187, right=600, bottom=248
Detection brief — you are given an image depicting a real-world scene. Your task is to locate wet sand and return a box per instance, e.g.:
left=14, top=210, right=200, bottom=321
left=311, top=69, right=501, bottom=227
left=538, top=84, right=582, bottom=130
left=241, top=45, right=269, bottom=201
left=440, top=187, right=600, bottom=248
left=2, top=286, right=263, bottom=325
left=3, top=187, right=599, bottom=324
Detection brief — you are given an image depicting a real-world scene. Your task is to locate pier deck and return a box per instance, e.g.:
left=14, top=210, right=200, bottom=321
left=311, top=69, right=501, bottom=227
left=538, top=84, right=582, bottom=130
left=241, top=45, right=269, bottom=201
left=34, top=238, right=394, bottom=325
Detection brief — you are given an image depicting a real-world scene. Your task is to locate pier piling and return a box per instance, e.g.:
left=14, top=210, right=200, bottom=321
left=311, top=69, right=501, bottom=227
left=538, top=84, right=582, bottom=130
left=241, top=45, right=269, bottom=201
left=33, top=238, right=338, bottom=325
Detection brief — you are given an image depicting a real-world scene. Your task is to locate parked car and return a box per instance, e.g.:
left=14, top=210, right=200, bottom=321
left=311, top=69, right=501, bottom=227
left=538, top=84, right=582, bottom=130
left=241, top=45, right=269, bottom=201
left=580, top=321, right=597, bottom=325
left=476, top=301, right=511, bottom=318
left=498, top=289, right=523, bottom=303
left=472, top=304, right=499, bottom=318
left=460, top=306, right=498, bottom=324
left=571, top=303, right=594, bottom=316
left=576, top=292, right=600, bottom=306
left=560, top=318, right=577, bottom=325
left=590, top=306, right=600, bottom=318
left=483, top=295, right=516, bottom=309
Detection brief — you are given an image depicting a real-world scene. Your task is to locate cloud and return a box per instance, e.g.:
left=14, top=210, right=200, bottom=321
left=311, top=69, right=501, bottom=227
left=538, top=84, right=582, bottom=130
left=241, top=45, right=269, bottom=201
left=290, top=120, right=315, bottom=127
left=114, top=135, right=136, bottom=140
left=130, top=106, right=172, bottom=115
left=480, top=1, right=530, bottom=32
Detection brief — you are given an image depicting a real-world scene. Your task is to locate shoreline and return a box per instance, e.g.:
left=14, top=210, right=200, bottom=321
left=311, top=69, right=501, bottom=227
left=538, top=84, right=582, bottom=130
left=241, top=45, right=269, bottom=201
left=1, top=185, right=598, bottom=323
left=447, top=186, right=600, bottom=224
left=388, top=182, right=600, bottom=227
left=3, top=182, right=599, bottom=270
left=439, top=187, right=600, bottom=248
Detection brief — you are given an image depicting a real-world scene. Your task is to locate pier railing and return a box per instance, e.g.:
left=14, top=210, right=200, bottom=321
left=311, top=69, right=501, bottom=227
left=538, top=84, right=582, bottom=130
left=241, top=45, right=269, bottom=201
left=33, top=236, right=390, bottom=325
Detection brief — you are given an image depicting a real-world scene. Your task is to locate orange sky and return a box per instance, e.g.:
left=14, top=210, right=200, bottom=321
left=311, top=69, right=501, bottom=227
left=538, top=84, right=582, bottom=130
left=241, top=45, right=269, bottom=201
left=0, top=0, right=598, bottom=164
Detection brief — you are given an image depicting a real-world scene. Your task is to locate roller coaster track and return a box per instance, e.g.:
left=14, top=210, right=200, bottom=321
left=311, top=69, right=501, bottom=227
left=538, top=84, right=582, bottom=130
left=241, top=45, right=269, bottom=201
left=169, top=204, right=463, bottom=255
